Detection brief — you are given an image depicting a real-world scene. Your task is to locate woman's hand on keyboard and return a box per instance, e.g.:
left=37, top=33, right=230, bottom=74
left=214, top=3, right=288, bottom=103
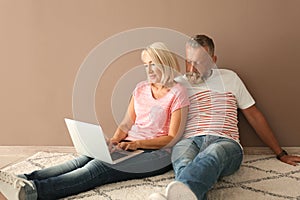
left=107, top=138, right=121, bottom=153
left=118, top=141, right=139, bottom=151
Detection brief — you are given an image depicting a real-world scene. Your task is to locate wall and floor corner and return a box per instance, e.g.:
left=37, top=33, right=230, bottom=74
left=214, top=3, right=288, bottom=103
left=1, top=0, right=300, bottom=149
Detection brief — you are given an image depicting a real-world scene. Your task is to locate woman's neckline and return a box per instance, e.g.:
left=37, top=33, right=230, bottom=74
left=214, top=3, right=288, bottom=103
left=150, top=82, right=176, bottom=100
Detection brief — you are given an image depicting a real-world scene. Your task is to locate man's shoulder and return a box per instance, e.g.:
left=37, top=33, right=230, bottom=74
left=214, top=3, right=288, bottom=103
left=213, top=69, right=240, bottom=84
left=217, top=68, right=238, bottom=77
left=174, top=75, right=186, bottom=82
left=174, top=75, right=190, bottom=87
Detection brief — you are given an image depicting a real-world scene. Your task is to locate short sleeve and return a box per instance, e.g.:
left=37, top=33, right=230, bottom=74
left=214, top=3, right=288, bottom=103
left=234, top=73, right=255, bottom=109
left=170, top=84, right=190, bottom=113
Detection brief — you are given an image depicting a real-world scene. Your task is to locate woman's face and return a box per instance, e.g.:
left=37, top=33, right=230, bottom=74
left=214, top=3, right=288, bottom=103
left=142, top=51, right=162, bottom=84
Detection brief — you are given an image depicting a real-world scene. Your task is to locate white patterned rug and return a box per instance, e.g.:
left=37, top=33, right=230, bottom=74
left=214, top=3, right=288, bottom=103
left=2, top=152, right=300, bottom=200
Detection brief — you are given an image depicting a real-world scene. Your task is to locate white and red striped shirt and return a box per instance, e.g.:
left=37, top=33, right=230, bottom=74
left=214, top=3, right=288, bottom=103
left=175, top=69, right=255, bottom=144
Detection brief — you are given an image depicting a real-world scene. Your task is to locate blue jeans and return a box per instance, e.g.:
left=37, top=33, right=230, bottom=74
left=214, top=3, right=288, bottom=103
left=22, top=149, right=172, bottom=199
left=172, top=135, right=243, bottom=200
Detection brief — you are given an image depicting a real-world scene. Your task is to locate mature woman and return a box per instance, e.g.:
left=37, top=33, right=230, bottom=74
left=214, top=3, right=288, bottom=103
left=0, top=42, right=189, bottom=200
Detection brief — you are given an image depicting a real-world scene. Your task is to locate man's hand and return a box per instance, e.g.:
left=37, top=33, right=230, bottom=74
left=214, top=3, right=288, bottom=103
left=279, top=155, right=300, bottom=166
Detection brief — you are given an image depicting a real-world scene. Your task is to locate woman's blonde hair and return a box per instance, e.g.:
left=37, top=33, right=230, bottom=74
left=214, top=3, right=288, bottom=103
left=142, top=42, right=179, bottom=87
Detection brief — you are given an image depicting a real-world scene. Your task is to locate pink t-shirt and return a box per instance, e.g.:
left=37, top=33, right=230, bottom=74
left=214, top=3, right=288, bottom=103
left=125, top=81, right=190, bottom=141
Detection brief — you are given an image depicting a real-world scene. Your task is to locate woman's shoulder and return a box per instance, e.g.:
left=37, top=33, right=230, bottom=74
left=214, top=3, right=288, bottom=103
left=172, top=82, right=187, bottom=92
left=135, top=81, right=149, bottom=89
left=133, top=81, right=150, bottom=95
left=169, top=82, right=188, bottom=98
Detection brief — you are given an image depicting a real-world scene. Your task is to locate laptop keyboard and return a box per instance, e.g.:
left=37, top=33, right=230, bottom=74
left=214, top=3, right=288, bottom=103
left=111, top=151, right=129, bottom=161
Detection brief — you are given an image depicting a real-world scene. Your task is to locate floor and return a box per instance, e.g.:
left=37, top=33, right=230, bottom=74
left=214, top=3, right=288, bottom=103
left=0, top=146, right=76, bottom=169
left=0, top=155, right=32, bottom=169
left=0, top=154, right=31, bottom=200
left=0, top=146, right=75, bottom=200
left=0, top=147, right=299, bottom=200
left=3, top=146, right=299, bottom=169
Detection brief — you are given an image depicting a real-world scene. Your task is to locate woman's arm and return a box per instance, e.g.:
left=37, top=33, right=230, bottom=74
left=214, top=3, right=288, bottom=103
left=118, top=106, right=189, bottom=150
left=110, top=96, right=136, bottom=143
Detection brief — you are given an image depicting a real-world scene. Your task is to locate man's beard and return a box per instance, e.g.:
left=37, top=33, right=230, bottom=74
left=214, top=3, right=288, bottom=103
left=185, top=72, right=204, bottom=84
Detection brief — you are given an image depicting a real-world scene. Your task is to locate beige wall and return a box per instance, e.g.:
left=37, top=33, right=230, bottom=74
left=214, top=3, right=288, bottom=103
left=1, top=0, right=299, bottom=147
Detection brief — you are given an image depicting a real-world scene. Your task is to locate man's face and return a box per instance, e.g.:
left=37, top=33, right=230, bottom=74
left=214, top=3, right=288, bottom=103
left=185, top=45, right=216, bottom=84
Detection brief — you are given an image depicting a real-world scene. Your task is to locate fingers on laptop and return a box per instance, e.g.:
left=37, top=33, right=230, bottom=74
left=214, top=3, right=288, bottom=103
left=118, top=141, right=137, bottom=151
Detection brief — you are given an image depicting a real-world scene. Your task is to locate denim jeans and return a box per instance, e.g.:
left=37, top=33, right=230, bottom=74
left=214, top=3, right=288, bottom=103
left=22, top=149, right=172, bottom=200
left=172, top=135, right=243, bottom=200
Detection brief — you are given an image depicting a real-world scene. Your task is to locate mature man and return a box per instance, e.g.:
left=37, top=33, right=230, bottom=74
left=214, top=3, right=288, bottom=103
left=149, top=34, right=300, bottom=200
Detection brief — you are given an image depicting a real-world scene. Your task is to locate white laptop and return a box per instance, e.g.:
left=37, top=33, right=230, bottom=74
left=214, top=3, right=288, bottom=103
left=64, top=118, right=144, bottom=164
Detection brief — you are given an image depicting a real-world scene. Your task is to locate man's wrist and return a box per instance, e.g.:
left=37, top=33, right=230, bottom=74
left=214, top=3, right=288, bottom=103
left=276, top=149, right=288, bottom=160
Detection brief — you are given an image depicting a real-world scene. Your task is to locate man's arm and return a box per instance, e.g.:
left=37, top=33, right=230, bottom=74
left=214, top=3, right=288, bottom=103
left=241, top=105, right=300, bottom=166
